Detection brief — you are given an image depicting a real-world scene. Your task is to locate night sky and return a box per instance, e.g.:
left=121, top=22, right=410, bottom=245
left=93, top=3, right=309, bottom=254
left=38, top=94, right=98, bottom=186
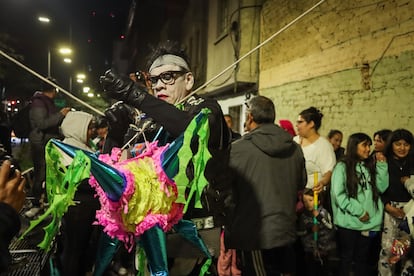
left=0, top=0, right=132, bottom=98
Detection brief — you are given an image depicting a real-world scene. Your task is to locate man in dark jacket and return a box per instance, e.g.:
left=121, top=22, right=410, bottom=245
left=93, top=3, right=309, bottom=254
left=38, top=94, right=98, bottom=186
left=225, top=96, right=306, bottom=275
left=101, top=41, right=231, bottom=220
left=100, top=41, right=232, bottom=274
left=0, top=160, right=26, bottom=273
left=26, top=78, right=70, bottom=218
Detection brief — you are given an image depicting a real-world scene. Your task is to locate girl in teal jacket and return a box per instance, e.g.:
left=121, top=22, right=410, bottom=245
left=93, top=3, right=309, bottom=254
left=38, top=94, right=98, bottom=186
left=330, top=133, right=389, bottom=276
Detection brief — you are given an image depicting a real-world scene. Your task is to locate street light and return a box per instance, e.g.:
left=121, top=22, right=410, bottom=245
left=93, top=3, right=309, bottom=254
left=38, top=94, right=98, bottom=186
left=59, top=48, right=72, bottom=55
left=76, top=73, right=86, bottom=84
left=38, top=16, right=51, bottom=76
left=38, top=16, right=50, bottom=23
left=38, top=17, right=73, bottom=77
left=47, top=47, right=73, bottom=77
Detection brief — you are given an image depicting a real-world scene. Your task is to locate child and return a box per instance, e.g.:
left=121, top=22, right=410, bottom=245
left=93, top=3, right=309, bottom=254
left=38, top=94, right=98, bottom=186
left=330, top=133, right=388, bottom=276
left=57, top=111, right=100, bottom=275
left=298, top=188, right=336, bottom=275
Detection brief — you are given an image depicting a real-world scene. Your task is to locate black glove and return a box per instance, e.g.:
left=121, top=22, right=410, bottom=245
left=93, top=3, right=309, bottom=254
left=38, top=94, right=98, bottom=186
left=104, top=101, right=136, bottom=146
left=100, top=69, right=148, bottom=108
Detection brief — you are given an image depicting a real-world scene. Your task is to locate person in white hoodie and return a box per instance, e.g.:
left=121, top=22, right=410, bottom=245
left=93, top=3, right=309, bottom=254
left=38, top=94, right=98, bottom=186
left=61, top=111, right=96, bottom=151
left=58, top=111, right=100, bottom=275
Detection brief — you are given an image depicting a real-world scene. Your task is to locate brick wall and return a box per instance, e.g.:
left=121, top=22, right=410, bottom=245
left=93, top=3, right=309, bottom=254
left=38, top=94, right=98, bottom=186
left=259, top=0, right=414, bottom=141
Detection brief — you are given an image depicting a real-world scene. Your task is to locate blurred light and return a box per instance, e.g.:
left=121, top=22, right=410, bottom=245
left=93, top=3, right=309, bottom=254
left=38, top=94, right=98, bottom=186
left=77, top=79, right=84, bottom=83
left=7, top=103, right=11, bottom=106
left=109, top=12, right=115, bottom=18
left=63, top=58, right=72, bottom=63
left=14, top=108, right=18, bottom=112
left=87, top=93, right=94, bottom=98
left=7, top=107, right=11, bottom=111
left=120, top=35, right=125, bottom=39
left=97, top=94, right=101, bottom=97
left=17, top=100, right=20, bottom=104
left=77, top=74, right=86, bottom=79
left=83, top=87, right=90, bottom=93
left=59, top=48, right=72, bottom=55
left=38, top=16, right=50, bottom=23
left=11, top=100, right=16, bottom=105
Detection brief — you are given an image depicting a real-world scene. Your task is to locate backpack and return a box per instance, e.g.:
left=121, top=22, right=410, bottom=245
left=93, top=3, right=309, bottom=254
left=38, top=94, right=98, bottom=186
left=11, top=102, right=32, bottom=138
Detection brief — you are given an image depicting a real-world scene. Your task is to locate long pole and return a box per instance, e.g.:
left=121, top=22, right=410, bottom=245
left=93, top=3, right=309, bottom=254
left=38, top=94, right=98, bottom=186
left=47, top=48, right=51, bottom=77
left=1, top=0, right=325, bottom=117
left=313, top=172, right=319, bottom=249
left=0, top=49, right=104, bottom=116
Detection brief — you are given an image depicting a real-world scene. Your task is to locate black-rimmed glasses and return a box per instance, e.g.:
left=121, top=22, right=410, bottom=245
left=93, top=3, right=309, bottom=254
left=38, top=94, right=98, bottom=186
left=149, top=71, right=187, bottom=87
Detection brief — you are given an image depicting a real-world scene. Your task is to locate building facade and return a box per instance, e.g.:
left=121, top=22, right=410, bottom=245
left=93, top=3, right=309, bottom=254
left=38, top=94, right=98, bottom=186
left=260, top=0, right=414, bottom=140
left=124, top=0, right=414, bottom=138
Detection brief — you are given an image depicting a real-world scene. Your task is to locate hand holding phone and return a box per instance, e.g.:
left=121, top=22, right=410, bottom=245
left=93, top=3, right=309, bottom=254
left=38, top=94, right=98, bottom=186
left=0, top=160, right=26, bottom=212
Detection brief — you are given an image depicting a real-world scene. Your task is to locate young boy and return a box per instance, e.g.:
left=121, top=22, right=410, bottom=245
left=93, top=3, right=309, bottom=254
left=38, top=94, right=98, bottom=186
left=298, top=188, right=337, bottom=275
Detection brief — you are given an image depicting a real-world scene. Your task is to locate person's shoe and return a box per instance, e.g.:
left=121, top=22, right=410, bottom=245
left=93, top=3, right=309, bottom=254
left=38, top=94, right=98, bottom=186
left=24, top=207, right=41, bottom=218
left=118, top=267, right=128, bottom=275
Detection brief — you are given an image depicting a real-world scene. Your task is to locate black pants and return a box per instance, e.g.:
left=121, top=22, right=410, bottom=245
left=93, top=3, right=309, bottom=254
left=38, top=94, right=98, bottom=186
left=238, top=243, right=296, bottom=275
left=58, top=191, right=100, bottom=275
left=337, top=227, right=371, bottom=276
left=30, top=142, right=45, bottom=205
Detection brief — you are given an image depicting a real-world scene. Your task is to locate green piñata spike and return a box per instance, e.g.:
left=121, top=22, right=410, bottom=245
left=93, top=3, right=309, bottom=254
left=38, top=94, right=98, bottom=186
left=20, top=141, right=91, bottom=251
left=174, top=108, right=212, bottom=212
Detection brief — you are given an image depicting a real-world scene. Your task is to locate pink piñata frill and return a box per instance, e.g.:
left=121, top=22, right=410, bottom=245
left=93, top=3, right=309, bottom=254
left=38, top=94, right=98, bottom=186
left=89, top=141, right=183, bottom=250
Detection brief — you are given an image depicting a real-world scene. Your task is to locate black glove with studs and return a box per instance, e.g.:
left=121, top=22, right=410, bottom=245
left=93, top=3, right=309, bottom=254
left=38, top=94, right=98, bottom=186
left=100, top=69, right=148, bottom=108
left=104, top=101, right=136, bottom=146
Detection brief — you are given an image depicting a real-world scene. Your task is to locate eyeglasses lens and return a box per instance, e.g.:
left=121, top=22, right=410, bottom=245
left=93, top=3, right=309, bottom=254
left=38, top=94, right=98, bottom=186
left=149, top=71, right=185, bottom=86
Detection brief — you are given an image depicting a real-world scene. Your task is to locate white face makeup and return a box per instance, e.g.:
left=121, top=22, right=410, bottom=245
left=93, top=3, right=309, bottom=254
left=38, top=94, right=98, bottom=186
left=149, top=64, right=193, bottom=104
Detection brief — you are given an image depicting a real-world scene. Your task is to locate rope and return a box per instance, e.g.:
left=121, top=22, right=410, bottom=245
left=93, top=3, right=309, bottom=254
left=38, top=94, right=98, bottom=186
left=179, top=0, right=326, bottom=104
left=0, top=49, right=104, bottom=116
left=1, top=0, right=326, bottom=114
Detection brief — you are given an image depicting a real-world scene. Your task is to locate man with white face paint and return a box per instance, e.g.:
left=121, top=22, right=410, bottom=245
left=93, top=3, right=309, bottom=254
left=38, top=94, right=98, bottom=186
left=102, top=42, right=230, bottom=146
left=148, top=54, right=192, bottom=104
left=101, top=41, right=233, bottom=273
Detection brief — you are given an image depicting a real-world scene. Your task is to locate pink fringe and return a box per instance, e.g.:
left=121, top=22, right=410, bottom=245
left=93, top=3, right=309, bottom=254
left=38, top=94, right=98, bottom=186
left=89, top=141, right=183, bottom=251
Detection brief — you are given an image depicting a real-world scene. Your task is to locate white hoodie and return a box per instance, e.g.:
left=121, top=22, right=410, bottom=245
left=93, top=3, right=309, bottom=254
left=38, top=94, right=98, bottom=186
left=61, top=111, right=94, bottom=152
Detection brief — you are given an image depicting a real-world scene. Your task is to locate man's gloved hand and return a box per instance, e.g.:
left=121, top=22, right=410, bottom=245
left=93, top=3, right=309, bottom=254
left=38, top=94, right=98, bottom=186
left=104, top=101, right=136, bottom=146
left=100, top=69, right=148, bottom=108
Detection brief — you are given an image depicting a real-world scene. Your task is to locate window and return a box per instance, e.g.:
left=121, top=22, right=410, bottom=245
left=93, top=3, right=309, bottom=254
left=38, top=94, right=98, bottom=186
left=217, top=0, right=229, bottom=37
left=229, top=105, right=242, bottom=133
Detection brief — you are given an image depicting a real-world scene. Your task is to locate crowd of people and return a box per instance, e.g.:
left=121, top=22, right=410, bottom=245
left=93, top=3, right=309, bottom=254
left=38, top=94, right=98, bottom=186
left=1, top=40, right=414, bottom=276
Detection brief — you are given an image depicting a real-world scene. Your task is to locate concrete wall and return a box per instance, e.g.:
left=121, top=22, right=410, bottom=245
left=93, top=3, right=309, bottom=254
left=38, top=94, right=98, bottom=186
left=259, top=0, right=414, bottom=143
